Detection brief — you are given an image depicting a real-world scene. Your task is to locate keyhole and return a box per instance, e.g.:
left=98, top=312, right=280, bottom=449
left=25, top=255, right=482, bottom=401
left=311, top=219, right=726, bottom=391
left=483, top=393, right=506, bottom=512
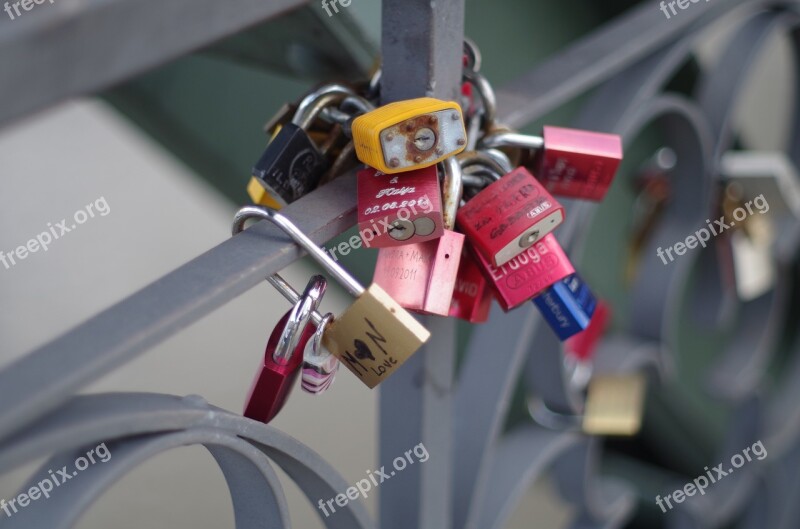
left=414, top=127, right=436, bottom=151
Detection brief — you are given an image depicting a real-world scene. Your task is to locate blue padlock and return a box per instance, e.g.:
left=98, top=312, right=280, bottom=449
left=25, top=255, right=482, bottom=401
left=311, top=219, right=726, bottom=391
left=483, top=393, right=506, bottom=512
left=533, top=273, right=597, bottom=341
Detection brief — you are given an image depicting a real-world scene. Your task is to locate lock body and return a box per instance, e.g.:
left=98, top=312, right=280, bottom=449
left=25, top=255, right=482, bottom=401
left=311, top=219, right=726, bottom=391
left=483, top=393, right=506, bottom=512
left=372, top=231, right=465, bottom=316
left=302, top=353, right=339, bottom=394
left=534, top=126, right=623, bottom=201
left=352, top=98, right=468, bottom=174
left=449, top=249, right=494, bottom=323
left=457, top=167, right=565, bottom=267
left=533, top=274, right=597, bottom=341
left=323, top=284, right=431, bottom=389
left=474, top=234, right=575, bottom=311
left=357, top=166, right=444, bottom=247
left=583, top=374, right=646, bottom=436
left=244, top=310, right=315, bottom=423
left=566, top=300, right=611, bottom=362
left=250, top=123, right=328, bottom=208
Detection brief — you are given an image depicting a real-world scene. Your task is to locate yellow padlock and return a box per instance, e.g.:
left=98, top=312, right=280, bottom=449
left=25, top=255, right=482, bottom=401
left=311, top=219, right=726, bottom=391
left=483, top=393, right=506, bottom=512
left=351, top=97, right=467, bottom=174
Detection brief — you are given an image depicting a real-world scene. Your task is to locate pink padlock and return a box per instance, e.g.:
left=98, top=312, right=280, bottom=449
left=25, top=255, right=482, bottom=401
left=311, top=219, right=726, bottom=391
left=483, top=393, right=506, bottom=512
left=448, top=248, right=494, bottom=323
left=456, top=166, right=566, bottom=267
left=481, top=127, right=623, bottom=202
left=472, top=233, right=575, bottom=312
left=565, top=300, right=611, bottom=362
left=357, top=166, right=444, bottom=248
left=373, top=158, right=465, bottom=316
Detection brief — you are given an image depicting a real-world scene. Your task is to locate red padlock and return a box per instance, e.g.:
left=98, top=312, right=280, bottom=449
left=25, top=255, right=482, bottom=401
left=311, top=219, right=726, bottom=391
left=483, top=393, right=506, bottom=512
left=357, top=166, right=444, bottom=248
left=373, top=158, right=465, bottom=316
left=473, top=233, right=575, bottom=312
left=456, top=166, right=565, bottom=267
left=244, top=276, right=324, bottom=423
left=449, top=248, right=494, bottom=323
left=481, top=127, right=623, bottom=202
left=565, top=300, right=611, bottom=362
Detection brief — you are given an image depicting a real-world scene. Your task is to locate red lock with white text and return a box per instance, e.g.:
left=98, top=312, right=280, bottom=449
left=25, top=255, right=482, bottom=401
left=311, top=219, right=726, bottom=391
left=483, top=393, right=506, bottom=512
left=473, top=233, right=575, bottom=311
left=357, top=166, right=444, bottom=248
left=373, top=158, right=465, bottom=316
left=482, top=127, right=623, bottom=202
left=244, top=276, right=324, bottom=423
left=449, top=248, right=494, bottom=323
left=456, top=166, right=565, bottom=267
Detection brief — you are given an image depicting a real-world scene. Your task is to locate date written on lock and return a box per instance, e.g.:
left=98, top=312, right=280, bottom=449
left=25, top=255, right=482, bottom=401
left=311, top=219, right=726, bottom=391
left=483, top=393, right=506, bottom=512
left=357, top=166, right=444, bottom=247
left=473, top=234, right=575, bottom=311
left=457, top=167, right=565, bottom=267
left=352, top=98, right=468, bottom=174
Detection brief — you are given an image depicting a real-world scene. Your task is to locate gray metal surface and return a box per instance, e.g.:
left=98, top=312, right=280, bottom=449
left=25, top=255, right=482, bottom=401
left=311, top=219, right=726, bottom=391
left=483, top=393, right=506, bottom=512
left=1, top=0, right=800, bottom=527
left=0, top=0, right=308, bottom=128
left=377, top=2, right=464, bottom=528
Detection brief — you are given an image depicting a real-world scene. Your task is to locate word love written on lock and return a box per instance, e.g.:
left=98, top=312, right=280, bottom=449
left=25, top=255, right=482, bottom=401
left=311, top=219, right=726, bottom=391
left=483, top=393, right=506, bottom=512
left=357, top=166, right=444, bottom=247
left=457, top=166, right=566, bottom=267
left=232, top=206, right=431, bottom=389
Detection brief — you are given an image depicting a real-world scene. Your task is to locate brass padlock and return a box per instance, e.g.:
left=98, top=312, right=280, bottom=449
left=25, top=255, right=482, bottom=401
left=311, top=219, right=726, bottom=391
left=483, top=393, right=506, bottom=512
left=582, top=373, right=646, bottom=436
left=232, top=206, right=431, bottom=389
left=351, top=97, right=467, bottom=174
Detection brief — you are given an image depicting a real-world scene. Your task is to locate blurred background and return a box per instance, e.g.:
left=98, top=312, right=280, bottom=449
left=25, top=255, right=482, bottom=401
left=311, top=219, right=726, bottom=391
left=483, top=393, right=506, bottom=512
left=0, top=0, right=798, bottom=528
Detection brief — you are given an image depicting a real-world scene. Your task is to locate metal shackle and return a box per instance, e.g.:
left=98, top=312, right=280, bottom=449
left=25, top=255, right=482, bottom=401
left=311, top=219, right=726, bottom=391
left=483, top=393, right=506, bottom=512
left=480, top=130, right=545, bottom=152
left=292, top=84, right=369, bottom=131
left=462, top=68, right=497, bottom=133
left=442, top=156, right=464, bottom=231
left=273, top=275, right=326, bottom=365
left=232, top=205, right=366, bottom=299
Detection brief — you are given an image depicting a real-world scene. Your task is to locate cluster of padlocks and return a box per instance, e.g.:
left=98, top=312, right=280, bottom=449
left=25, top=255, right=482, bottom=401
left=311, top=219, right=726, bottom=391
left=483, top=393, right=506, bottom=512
left=238, top=42, right=634, bottom=426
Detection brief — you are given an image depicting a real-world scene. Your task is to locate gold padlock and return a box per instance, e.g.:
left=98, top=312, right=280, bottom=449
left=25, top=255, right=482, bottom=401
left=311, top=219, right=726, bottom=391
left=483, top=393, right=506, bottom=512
left=582, top=373, right=646, bottom=436
left=351, top=97, right=467, bottom=174
left=232, top=206, right=431, bottom=389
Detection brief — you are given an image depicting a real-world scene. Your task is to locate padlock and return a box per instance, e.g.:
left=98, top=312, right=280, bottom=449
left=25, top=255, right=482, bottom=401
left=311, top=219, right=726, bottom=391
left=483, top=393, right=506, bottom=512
left=722, top=182, right=776, bottom=301
left=357, top=165, right=444, bottom=247
left=351, top=97, right=467, bottom=174
left=481, top=127, right=623, bottom=202
left=373, top=157, right=465, bottom=316
left=302, top=312, right=340, bottom=394
left=448, top=248, right=494, bottom=323
left=249, top=85, right=373, bottom=208
left=456, top=166, right=566, bottom=267
left=582, top=373, right=646, bottom=436
left=533, top=273, right=597, bottom=341
left=244, top=275, right=325, bottom=423
left=565, top=300, right=611, bottom=363
left=472, top=233, right=575, bottom=312
left=232, top=206, right=431, bottom=389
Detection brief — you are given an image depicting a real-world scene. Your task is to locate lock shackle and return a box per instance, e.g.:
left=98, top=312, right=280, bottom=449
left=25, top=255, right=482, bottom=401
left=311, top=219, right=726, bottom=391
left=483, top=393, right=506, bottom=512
left=462, top=69, right=496, bottom=133
left=463, top=38, right=482, bottom=72
left=457, top=149, right=512, bottom=177
left=480, top=131, right=545, bottom=152
left=267, top=274, right=327, bottom=327
left=293, top=84, right=362, bottom=130
left=232, top=206, right=366, bottom=298
left=462, top=166, right=502, bottom=188
left=441, top=157, right=464, bottom=231
left=306, top=312, right=334, bottom=362
left=274, top=275, right=326, bottom=365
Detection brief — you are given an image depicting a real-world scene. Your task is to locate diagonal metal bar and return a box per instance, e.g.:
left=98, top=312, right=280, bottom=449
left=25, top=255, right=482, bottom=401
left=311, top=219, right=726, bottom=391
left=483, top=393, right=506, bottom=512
left=0, top=0, right=309, bottom=128
left=497, top=0, right=749, bottom=128
left=0, top=174, right=356, bottom=443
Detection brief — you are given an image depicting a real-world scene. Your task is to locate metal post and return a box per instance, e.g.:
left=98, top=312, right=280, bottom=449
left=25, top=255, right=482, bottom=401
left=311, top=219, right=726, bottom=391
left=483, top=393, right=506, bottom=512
left=378, top=2, right=464, bottom=528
